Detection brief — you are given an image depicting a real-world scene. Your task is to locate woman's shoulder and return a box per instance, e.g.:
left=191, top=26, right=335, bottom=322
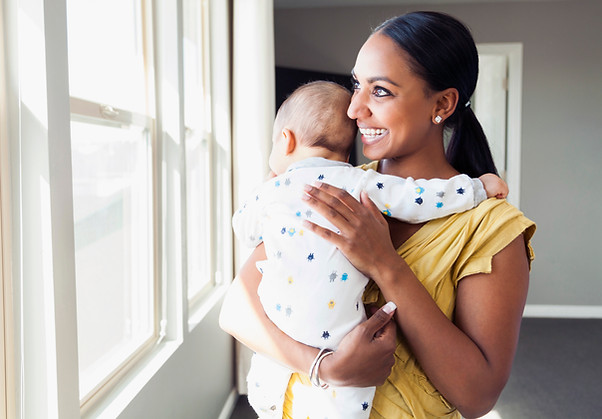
left=451, top=198, right=536, bottom=243
left=450, top=198, right=536, bottom=276
left=463, top=198, right=534, bottom=229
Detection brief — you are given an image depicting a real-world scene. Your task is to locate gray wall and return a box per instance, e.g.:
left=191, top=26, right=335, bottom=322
left=275, top=1, right=602, bottom=307
left=120, top=302, right=233, bottom=419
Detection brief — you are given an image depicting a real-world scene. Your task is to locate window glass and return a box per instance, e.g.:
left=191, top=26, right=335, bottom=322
left=183, top=0, right=213, bottom=300
left=67, top=0, right=156, bottom=402
left=67, top=0, right=148, bottom=115
left=70, top=121, right=154, bottom=399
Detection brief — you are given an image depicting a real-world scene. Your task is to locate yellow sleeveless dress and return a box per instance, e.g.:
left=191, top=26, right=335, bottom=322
left=283, top=163, right=536, bottom=418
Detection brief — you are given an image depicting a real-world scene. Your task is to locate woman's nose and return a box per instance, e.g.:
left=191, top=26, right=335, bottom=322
left=347, top=90, right=370, bottom=120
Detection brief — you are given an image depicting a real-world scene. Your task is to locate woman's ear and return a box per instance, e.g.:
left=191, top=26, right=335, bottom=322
left=282, top=128, right=297, bottom=155
left=432, top=88, right=459, bottom=124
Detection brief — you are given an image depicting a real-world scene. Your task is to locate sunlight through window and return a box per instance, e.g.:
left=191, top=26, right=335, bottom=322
left=67, top=0, right=156, bottom=405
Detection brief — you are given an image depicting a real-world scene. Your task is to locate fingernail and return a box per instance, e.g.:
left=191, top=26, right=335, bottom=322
left=382, top=301, right=397, bottom=314
left=314, top=181, right=323, bottom=187
left=303, top=184, right=312, bottom=192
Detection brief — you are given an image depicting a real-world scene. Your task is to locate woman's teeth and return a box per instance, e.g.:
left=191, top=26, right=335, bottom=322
left=359, top=128, right=386, bottom=137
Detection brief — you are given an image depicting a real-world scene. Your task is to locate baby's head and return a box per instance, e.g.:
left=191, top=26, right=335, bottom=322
left=269, top=81, right=358, bottom=174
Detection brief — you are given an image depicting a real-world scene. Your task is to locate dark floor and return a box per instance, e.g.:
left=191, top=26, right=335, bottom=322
left=229, top=318, right=602, bottom=419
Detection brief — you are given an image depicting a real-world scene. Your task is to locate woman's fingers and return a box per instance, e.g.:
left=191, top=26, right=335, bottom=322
left=302, top=182, right=395, bottom=278
left=364, top=301, right=397, bottom=338
left=320, top=303, right=397, bottom=387
left=302, top=181, right=365, bottom=228
left=359, top=190, right=389, bottom=227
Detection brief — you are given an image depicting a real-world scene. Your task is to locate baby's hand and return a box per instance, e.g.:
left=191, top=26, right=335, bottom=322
left=479, top=173, right=508, bottom=199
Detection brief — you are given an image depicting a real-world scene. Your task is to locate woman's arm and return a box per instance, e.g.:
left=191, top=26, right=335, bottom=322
left=301, top=182, right=529, bottom=418
left=218, top=243, right=398, bottom=387
left=376, top=237, right=528, bottom=418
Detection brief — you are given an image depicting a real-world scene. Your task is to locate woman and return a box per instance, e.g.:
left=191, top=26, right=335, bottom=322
left=220, top=11, right=535, bottom=419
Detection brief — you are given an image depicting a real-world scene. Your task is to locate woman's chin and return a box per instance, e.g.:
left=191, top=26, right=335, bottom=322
left=362, top=141, right=386, bottom=161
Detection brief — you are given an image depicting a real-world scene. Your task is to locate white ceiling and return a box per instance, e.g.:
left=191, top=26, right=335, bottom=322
left=274, top=0, right=560, bottom=9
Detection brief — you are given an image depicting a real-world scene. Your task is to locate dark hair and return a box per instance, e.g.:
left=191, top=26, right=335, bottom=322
left=375, top=11, right=497, bottom=177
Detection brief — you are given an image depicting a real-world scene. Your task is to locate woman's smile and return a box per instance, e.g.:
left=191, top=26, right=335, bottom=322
left=359, top=127, right=389, bottom=145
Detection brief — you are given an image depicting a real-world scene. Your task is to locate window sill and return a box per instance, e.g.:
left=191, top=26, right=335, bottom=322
left=187, top=283, right=229, bottom=333
left=81, top=339, right=181, bottom=418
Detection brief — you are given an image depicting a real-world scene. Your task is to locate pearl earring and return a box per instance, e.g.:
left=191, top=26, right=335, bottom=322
left=434, top=115, right=443, bottom=124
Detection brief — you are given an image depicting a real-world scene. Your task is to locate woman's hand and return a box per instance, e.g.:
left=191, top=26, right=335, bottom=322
left=320, top=302, right=398, bottom=387
left=302, top=181, right=399, bottom=278
left=221, top=244, right=399, bottom=385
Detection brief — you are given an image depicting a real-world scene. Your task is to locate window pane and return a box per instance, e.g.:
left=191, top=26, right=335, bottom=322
left=67, top=0, right=148, bottom=115
left=183, top=0, right=206, bottom=130
left=183, top=0, right=212, bottom=299
left=185, top=131, right=212, bottom=299
left=71, top=121, right=154, bottom=399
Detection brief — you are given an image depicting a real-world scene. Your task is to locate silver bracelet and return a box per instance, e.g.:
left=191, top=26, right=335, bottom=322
left=309, top=348, right=334, bottom=389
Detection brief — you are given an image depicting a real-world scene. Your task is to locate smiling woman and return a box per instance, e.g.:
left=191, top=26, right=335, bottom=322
left=349, top=37, right=444, bottom=168
left=221, top=11, right=535, bottom=419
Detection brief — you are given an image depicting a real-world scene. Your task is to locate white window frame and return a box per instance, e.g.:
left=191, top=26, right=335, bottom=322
left=0, top=2, right=14, bottom=411
left=183, top=0, right=220, bottom=311
left=67, top=0, right=161, bottom=408
left=2, top=0, right=233, bottom=417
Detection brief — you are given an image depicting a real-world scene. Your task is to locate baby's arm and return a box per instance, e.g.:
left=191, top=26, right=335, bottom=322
left=479, top=173, right=508, bottom=199
left=361, top=170, right=488, bottom=224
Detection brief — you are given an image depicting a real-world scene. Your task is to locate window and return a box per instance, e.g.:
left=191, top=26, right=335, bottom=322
left=67, top=0, right=156, bottom=405
left=183, top=0, right=214, bottom=304
left=4, top=0, right=233, bottom=415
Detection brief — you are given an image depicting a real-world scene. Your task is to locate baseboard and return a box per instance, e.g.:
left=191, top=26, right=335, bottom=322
left=523, top=304, right=602, bottom=319
left=217, top=389, right=239, bottom=419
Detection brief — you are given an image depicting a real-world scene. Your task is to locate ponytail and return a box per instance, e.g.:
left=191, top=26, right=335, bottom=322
left=376, top=12, right=498, bottom=177
left=446, top=107, right=498, bottom=178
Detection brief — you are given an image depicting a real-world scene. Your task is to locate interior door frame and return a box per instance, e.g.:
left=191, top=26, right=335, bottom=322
left=477, top=42, right=523, bottom=209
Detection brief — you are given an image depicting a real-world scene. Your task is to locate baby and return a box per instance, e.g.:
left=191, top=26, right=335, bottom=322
left=233, top=81, right=506, bottom=418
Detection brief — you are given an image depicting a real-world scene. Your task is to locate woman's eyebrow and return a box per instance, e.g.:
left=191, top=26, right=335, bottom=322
left=367, top=76, right=399, bottom=86
left=350, top=70, right=399, bottom=87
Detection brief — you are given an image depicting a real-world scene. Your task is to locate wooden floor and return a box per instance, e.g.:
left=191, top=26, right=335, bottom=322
left=229, top=318, right=602, bottom=419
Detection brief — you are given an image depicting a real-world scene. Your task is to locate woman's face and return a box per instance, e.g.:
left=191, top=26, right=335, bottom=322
left=348, top=32, right=440, bottom=162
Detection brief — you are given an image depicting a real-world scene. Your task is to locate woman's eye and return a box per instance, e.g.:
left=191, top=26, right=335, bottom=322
left=373, top=87, right=391, bottom=97
left=351, top=78, right=360, bottom=90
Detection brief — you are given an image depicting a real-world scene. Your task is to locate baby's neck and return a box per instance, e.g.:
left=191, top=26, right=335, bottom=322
left=294, top=146, right=348, bottom=164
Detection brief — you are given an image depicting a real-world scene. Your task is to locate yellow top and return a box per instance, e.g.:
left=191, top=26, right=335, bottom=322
left=283, top=163, right=536, bottom=419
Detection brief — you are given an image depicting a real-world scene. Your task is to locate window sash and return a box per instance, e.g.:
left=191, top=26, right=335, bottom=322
left=183, top=0, right=217, bottom=306
left=70, top=97, right=154, bottom=130
left=67, top=0, right=159, bottom=406
left=69, top=114, right=158, bottom=405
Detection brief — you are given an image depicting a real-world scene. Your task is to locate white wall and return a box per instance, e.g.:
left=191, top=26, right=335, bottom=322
left=274, top=0, right=602, bottom=309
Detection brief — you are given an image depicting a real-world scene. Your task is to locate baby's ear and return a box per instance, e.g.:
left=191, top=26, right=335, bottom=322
left=282, top=128, right=297, bottom=155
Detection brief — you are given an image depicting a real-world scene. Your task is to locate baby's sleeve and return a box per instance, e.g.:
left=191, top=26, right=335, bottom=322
left=362, top=171, right=487, bottom=224
left=231, top=184, right=266, bottom=248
